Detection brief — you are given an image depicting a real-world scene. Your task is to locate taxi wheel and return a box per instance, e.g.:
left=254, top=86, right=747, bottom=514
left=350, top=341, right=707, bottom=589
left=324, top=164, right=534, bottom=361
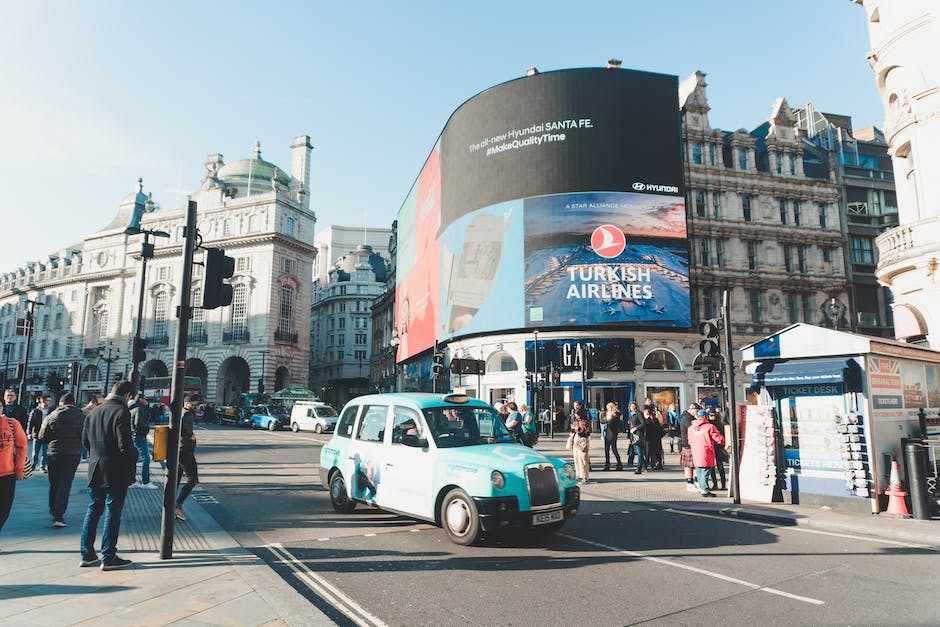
left=441, top=489, right=482, bottom=546
left=329, top=472, right=356, bottom=513
left=291, top=422, right=300, bottom=433
left=268, top=421, right=277, bottom=432
left=314, top=424, right=323, bottom=434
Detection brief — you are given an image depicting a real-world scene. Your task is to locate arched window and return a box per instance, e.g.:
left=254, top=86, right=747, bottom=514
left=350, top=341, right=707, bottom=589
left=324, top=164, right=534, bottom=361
left=487, top=350, right=518, bottom=372
left=152, top=292, right=168, bottom=340
left=231, top=284, right=248, bottom=338
left=82, top=365, right=101, bottom=383
left=191, top=286, right=205, bottom=341
left=91, top=308, right=109, bottom=343
left=642, top=349, right=681, bottom=371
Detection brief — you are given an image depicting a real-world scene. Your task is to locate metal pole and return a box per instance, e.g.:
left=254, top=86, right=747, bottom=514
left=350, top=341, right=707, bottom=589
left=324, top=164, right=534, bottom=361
left=532, top=330, right=539, bottom=429
left=102, top=343, right=113, bottom=395
left=131, top=234, right=151, bottom=389
left=721, top=289, right=742, bottom=505
left=160, top=200, right=197, bottom=559
left=549, top=360, right=555, bottom=439
left=18, top=300, right=42, bottom=403
left=1, top=342, right=11, bottom=392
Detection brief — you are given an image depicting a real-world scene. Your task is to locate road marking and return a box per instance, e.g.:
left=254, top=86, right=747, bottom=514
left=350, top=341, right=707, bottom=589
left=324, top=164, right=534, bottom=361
left=557, top=533, right=825, bottom=606
left=266, top=542, right=388, bottom=627
left=664, top=508, right=932, bottom=549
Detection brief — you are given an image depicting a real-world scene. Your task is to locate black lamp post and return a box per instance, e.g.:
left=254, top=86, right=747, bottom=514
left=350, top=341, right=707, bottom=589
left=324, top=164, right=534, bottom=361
left=389, top=329, right=400, bottom=392
left=98, top=341, right=118, bottom=395
left=258, top=350, right=269, bottom=394
left=17, top=298, right=43, bottom=403
left=126, top=224, right=171, bottom=389
left=1, top=341, right=12, bottom=392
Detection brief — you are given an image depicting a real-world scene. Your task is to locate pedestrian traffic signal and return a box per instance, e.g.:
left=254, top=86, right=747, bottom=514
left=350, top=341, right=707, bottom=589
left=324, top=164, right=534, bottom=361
left=698, top=318, right=722, bottom=357
left=551, top=369, right=561, bottom=386
left=133, top=337, right=148, bottom=364
left=65, top=361, right=74, bottom=385
left=202, top=247, right=235, bottom=309
left=703, top=367, right=716, bottom=386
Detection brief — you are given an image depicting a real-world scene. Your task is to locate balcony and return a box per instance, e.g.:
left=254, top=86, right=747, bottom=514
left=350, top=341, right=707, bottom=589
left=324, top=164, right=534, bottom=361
left=146, top=335, right=169, bottom=348
left=223, top=329, right=250, bottom=343
left=274, top=329, right=298, bottom=344
left=876, top=216, right=940, bottom=277
left=187, top=331, right=208, bottom=345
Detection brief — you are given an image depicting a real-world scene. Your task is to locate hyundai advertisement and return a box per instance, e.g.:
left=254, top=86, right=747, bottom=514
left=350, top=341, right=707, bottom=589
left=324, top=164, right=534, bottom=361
left=395, top=67, right=688, bottom=361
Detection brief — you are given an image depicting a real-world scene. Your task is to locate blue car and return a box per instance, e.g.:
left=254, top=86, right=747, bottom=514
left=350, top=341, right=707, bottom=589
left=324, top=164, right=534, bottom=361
left=249, top=404, right=289, bottom=431
left=319, top=393, right=580, bottom=545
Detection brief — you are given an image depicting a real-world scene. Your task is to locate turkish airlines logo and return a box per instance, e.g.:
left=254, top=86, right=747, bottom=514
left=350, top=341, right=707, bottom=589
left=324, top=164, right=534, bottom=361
left=591, top=225, right=626, bottom=259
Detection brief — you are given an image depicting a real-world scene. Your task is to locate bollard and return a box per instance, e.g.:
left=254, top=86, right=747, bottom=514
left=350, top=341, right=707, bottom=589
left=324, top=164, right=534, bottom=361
left=153, top=425, right=169, bottom=462
left=904, top=441, right=931, bottom=520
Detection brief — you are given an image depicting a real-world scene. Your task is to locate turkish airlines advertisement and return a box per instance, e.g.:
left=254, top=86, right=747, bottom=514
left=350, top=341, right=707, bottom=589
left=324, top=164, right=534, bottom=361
left=395, top=67, right=689, bottom=361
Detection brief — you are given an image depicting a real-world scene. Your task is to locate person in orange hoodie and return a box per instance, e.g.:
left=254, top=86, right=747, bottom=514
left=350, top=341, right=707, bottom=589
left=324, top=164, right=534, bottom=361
left=1, top=403, right=29, bottom=545
left=687, top=409, right=725, bottom=498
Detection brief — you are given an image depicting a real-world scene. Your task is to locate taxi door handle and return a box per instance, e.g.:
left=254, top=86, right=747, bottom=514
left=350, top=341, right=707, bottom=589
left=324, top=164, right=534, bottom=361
left=347, top=456, right=356, bottom=461
left=384, top=463, right=395, bottom=468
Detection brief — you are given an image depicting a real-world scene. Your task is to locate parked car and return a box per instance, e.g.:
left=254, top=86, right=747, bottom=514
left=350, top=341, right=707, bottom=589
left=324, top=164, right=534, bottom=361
left=249, top=404, right=290, bottom=431
left=319, top=393, right=580, bottom=545
left=290, top=401, right=339, bottom=433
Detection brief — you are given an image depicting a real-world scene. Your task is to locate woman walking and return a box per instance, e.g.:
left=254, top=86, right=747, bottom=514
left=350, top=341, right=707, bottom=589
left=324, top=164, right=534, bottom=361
left=600, top=402, right=623, bottom=471
left=571, top=411, right=592, bottom=484
left=1, top=406, right=28, bottom=548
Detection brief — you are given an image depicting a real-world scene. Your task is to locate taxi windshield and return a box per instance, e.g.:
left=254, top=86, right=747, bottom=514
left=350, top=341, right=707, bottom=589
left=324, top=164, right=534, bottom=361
left=422, top=406, right=513, bottom=448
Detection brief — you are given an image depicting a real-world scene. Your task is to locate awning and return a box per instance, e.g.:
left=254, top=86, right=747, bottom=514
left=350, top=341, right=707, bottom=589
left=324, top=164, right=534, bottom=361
left=751, top=359, right=858, bottom=387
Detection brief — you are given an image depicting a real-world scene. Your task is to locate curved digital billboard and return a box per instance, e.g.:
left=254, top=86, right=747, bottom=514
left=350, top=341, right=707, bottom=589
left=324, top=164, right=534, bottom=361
left=396, top=67, right=688, bottom=361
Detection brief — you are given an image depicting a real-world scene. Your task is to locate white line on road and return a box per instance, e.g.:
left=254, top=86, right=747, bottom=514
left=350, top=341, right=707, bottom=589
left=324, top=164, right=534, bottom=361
left=557, top=533, right=825, bottom=606
left=266, top=542, right=388, bottom=627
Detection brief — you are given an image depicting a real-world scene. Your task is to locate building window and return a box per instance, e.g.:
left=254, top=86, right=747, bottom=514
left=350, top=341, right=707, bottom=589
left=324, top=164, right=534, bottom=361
left=283, top=257, right=294, bottom=274
left=708, top=144, right=717, bottom=166
left=850, top=236, right=874, bottom=264
left=158, top=267, right=169, bottom=281
left=338, top=318, right=346, bottom=329
left=642, top=349, right=681, bottom=370
left=191, top=287, right=205, bottom=339
left=38, top=340, right=46, bottom=359
left=783, top=244, right=793, bottom=273
left=716, top=239, right=725, bottom=266
left=749, top=289, right=764, bottom=323
left=338, top=350, right=344, bottom=360
left=338, top=335, right=345, bottom=346
left=699, top=239, right=712, bottom=267
left=787, top=292, right=799, bottom=322
left=702, top=287, right=718, bottom=319
left=152, top=292, right=168, bottom=340
left=694, top=191, right=707, bottom=217
left=92, top=309, right=109, bottom=343
left=691, top=142, right=703, bottom=164
left=339, top=302, right=346, bottom=313
left=793, top=201, right=801, bottom=226
left=712, top=192, right=721, bottom=218
left=779, top=199, right=788, bottom=224
left=747, top=241, right=759, bottom=270
left=231, top=285, right=248, bottom=335
left=355, top=333, right=367, bottom=345
left=823, top=247, right=833, bottom=263
left=802, top=293, right=814, bottom=323
left=355, top=349, right=366, bottom=360
left=798, top=246, right=807, bottom=273
left=51, top=339, right=59, bottom=358
left=775, top=153, right=783, bottom=175
left=236, top=257, right=251, bottom=272
left=223, top=219, right=234, bottom=236
left=742, top=195, right=752, bottom=221
left=278, top=285, right=294, bottom=335
left=285, top=217, right=295, bottom=237
left=818, top=203, right=828, bottom=228
left=248, top=214, right=260, bottom=232
left=737, top=148, right=748, bottom=170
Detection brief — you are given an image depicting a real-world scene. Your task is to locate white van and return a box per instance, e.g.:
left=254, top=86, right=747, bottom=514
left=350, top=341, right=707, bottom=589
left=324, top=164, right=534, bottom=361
left=290, top=401, right=339, bottom=433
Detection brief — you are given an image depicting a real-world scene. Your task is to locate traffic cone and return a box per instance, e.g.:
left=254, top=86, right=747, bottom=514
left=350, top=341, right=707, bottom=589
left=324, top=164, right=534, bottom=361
left=883, top=460, right=911, bottom=517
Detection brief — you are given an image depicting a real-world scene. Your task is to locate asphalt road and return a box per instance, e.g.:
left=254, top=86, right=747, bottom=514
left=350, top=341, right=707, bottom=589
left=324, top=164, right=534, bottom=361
left=192, top=423, right=940, bottom=626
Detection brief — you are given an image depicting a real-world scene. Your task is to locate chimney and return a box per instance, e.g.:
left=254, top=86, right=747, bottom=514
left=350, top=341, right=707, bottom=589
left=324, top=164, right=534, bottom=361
left=526, top=66, right=539, bottom=76
left=291, top=135, right=313, bottom=210
left=606, top=58, right=622, bottom=69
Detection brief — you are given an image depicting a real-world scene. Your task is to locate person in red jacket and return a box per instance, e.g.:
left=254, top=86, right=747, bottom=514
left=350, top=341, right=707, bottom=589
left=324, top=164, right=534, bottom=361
left=687, top=409, right=725, bottom=497
left=1, top=403, right=28, bottom=546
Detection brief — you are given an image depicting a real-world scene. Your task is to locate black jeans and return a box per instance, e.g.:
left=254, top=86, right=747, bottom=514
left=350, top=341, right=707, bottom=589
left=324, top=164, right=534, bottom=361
left=604, top=434, right=622, bottom=467
left=0, top=474, right=15, bottom=533
left=47, top=456, right=80, bottom=518
left=176, top=449, right=199, bottom=507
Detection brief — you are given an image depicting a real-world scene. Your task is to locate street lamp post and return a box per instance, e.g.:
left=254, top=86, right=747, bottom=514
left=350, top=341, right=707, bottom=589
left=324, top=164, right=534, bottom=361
left=388, top=328, right=400, bottom=392
left=17, top=298, right=43, bottom=403
left=98, top=341, right=118, bottom=395
left=126, top=225, right=171, bottom=389
left=258, top=350, right=269, bottom=394
left=1, top=342, right=12, bottom=393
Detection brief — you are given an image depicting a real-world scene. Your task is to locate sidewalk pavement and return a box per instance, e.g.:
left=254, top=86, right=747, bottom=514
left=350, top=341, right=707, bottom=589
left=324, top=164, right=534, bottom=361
left=2, top=436, right=937, bottom=626
left=0, top=460, right=332, bottom=626
left=533, top=433, right=940, bottom=547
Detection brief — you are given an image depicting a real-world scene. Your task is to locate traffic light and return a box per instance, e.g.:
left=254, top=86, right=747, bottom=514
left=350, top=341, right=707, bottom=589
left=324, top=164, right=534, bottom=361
left=133, top=337, right=148, bottom=364
left=202, top=247, right=235, bottom=309
left=551, top=369, right=561, bottom=387
left=432, top=352, right=445, bottom=377
left=703, top=367, right=716, bottom=386
left=525, top=373, right=532, bottom=392
left=65, top=362, right=74, bottom=385
left=698, top=318, right=722, bottom=357
left=257, top=378, right=265, bottom=394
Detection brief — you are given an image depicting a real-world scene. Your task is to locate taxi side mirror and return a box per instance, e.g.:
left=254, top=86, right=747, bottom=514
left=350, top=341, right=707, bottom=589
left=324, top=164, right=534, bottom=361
left=401, top=434, right=428, bottom=448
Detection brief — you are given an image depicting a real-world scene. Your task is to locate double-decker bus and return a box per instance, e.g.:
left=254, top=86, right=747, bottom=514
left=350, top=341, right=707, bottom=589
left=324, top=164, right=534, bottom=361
left=142, top=376, right=202, bottom=406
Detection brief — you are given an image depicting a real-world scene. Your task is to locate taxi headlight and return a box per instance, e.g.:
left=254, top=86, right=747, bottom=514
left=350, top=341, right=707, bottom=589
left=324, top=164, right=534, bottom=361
left=561, top=464, right=576, bottom=480
left=490, top=470, right=505, bottom=489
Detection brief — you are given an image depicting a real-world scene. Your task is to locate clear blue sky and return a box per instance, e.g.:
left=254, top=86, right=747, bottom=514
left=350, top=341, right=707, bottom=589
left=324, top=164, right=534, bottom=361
left=0, top=1, right=881, bottom=272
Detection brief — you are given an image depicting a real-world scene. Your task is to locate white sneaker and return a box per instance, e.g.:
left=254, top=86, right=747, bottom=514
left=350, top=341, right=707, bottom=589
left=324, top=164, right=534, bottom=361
left=686, top=483, right=698, bottom=492
left=129, top=482, right=142, bottom=489
left=139, top=482, right=159, bottom=490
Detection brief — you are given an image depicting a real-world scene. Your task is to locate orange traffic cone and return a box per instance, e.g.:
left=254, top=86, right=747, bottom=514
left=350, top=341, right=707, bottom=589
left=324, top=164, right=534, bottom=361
left=883, top=460, right=911, bottom=517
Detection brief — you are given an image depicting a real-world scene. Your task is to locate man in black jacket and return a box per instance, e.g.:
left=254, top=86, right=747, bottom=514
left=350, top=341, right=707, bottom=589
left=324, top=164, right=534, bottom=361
left=38, top=393, right=85, bottom=527
left=79, top=380, right=138, bottom=570
left=679, top=402, right=700, bottom=491
left=627, top=406, right=647, bottom=474
left=28, top=394, right=52, bottom=473
left=2, top=389, right=28, bottom=433
left=128, top=393, right=156, bottom=489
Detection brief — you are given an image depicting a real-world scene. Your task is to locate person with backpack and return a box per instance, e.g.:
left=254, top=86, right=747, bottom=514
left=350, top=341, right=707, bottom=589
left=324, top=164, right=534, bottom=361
left=129, top=394, right=157, bottom=489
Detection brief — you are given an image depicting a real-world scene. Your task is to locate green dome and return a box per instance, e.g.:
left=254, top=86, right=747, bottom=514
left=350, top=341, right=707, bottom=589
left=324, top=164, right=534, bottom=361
left=217, top=143, right=290, bottom=186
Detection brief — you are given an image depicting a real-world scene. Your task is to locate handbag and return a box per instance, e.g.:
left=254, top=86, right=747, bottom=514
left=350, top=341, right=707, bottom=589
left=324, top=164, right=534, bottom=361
left=565, top=432, right=575, bottom=450
left=20, top=457, right=34, bottom=480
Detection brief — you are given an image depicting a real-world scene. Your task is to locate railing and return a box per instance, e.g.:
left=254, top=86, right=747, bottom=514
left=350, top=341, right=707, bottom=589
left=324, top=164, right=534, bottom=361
left=876, top=216, right=940, bottom=267
left=187, top=331, right=208, bottom=345
left=146, top=334, right=169, bottom=347
left=274, top=329, right=298, bottom=344
left=223, top=329, right=250, bottom=343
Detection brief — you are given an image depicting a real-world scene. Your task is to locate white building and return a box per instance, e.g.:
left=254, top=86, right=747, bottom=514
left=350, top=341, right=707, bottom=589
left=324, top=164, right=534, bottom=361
left=855, top=1, right=940, bottom=347
left=0, top=136, right=316, bottom=404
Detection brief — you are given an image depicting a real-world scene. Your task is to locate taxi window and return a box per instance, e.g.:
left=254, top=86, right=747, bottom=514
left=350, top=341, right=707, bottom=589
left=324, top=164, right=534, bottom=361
left=335, top=404, right=359, bottom=438
left=356, top=405, right=389, bottom=443
left=391, top=406, right=423, bottom=444
left=422, top=406, right=512, bottom=447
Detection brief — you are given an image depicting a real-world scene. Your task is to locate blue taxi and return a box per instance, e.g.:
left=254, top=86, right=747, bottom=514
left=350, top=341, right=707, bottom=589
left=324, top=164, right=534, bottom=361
left=318, top=393, right=579, bottom=545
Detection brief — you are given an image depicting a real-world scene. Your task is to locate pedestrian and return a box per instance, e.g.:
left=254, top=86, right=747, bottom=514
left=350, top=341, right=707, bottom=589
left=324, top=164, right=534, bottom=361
left=38, top=393, right=84, bottom=527
left=688, top=409, right=725, bottom=498
left=519, top=403, right=537, bottom=447
left=645, top=408, right=665, bottom=470
left=628, top=406, right=648, bottom=474
left=551, top=402, right=565, bottom=433
left=571, top=410, right=592, bottom=484
left=679, top=402, right=700, bottom=492
left=175, top=394, right=201, bottom=521
left=1, top=402, right=28, bottom=548
left=600, top=402, right=623, bottom=471
left=539, top=406, right=551, bottom=436
left=2, top=389, right=29, bottom=433
left=625, top=401, right=642, bottom=467
left=28, top=394, right=52, bottom=473
left=708, top=410, right=728, bottom=492
left=129, top=393, right=157, bottom=489
left=570, top=400, right=589, bottom=432
left=504, top=402, right=524, bottom=444
left=81, top=396, right=101, bottom=462
left=666, top=402, right=681, bottom=454
left=79, top=380, right=138, bottom=570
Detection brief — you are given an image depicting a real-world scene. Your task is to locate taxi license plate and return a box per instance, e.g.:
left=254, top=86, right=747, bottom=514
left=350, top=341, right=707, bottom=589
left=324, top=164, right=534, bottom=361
left=532, top=510, right=563, bottom=526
